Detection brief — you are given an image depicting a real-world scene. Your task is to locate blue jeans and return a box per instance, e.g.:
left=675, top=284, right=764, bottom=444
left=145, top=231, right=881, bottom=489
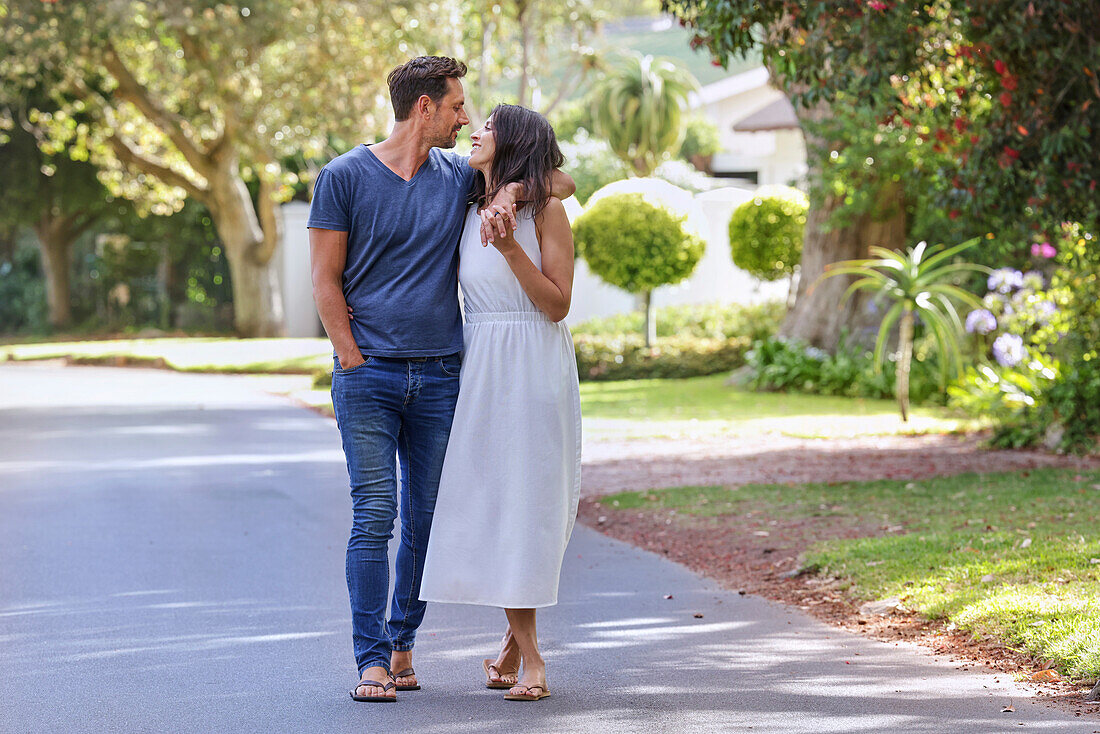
left=330, top=353, right=461, bottom=675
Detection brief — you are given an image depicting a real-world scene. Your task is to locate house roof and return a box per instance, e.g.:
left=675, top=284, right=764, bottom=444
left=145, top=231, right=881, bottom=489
left=689, top=66, right=771, bottom=107
left=731, top=97, right=799, bottom=132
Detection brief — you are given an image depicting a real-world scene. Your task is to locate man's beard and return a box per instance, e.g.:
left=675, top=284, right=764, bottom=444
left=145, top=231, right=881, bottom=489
left=433, top=127, right=460, bottom=149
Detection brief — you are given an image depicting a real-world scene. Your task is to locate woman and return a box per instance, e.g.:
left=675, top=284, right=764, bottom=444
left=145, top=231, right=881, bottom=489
left=418, top=104, right=581, bottom=702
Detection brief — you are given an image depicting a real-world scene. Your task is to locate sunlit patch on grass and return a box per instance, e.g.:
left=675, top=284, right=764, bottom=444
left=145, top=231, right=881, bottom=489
left=600, top=468, right=1100, bottom=679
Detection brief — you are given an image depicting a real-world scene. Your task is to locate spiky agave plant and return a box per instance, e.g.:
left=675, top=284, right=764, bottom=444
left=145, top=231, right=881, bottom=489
left=588, top=52, right=698, bottom=177
left=816, top=238, right=989, bottom=421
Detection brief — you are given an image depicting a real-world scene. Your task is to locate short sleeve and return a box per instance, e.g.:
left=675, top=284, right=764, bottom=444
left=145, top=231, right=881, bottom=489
left=307, top=166, right=350, bottom=231
left=440, top=150, right=477, bottom=197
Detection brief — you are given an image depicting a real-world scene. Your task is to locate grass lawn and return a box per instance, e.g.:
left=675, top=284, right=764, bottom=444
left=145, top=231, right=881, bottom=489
left=0, top=337, right=333, bottom=374
left=578, top=374, right=976, bottom=440
left=599, top=468, right=1100, bottom=680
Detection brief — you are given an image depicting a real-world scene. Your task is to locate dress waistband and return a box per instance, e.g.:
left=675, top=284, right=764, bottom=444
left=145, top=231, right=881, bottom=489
left=465, top=310, right=552, bottom=324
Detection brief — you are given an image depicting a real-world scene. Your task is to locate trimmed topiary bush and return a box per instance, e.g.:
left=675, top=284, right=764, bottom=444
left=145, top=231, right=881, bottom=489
left=728, top=185, right=808, bottom=282
left=573, top=192, right=705, bottom=346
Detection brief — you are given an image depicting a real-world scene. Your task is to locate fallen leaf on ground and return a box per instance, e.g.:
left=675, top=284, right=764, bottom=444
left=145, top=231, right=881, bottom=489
left=1030, top=669, right=1061, bottom=682
left=859, top=597, right=904, bottom=616
left=1020, top=538, right=1032, bottom=549
left=693, top=613, right=704, bottom=618
left=1001, top=705, right=1015, bottom=713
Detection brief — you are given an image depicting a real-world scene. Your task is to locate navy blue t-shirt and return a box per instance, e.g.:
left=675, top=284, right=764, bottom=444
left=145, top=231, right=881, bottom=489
left=307, top=145, right=475, bottom=357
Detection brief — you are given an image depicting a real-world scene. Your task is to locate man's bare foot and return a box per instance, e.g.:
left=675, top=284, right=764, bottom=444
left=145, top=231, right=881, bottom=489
left=354, top=665, right=396, bottom=700
left=390, top=650, right=418, bottom=689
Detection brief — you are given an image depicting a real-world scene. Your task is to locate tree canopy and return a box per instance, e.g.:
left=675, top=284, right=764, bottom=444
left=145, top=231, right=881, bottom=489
left=666, top=0, right=1100, bottom=238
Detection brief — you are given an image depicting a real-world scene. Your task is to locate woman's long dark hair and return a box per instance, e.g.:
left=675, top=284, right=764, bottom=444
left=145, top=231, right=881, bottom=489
left=469, top=104, right=565, bottom=217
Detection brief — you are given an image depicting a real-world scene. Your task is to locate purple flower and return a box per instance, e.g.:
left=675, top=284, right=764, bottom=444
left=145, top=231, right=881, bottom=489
left=987, top=268, right=1024, bottom=294
left=992, top=333, right=1026, bottom=367
left=1030, top=242, right=1057, bottom=258
left=965, top=309, right=997, bottom=335
left=1022, top=271, right=1045, bottom=290
left=1035, top=300, right=1057, bottom=323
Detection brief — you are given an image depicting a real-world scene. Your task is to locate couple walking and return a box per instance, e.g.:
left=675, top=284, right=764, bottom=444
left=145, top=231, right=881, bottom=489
left=307, top=56, right=581, bottom=703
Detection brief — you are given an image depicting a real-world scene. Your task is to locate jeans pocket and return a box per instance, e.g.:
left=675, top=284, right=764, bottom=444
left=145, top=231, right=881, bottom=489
left=439, top=353, right=462, bottom=377
left=334, top=356, right=372, bottom=374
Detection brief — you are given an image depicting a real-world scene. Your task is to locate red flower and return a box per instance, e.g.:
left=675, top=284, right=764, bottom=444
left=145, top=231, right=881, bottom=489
left=999, top=91, right=1013, bottom=107
left=1002, top=75, right=1018, bottom=91
left=1003, top=145, right=1020, bottom=160
left=868, top=1, right=888, bottom=10
left=994, top=59, right=1007, bottom=75
left=1067, top=161, right=1082, bottom=173
left=949, top=209, right=960, bottom=220
left=955, top=87, right=966, bottom=99
left=953, top=118, right=968, bottom=133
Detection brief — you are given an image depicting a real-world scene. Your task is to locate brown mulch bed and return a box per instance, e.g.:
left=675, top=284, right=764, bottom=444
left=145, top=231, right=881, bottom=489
left=578, top=432, right=1100, bottom=716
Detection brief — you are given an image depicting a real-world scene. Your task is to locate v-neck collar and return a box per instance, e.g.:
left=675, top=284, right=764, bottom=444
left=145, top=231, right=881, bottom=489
left=363, top=144, right=432, bottom=186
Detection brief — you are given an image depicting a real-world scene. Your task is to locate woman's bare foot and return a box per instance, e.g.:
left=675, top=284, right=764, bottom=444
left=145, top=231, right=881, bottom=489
left=507, top=658, right=548, bottom=700
left=354, top=665, right=396, bottom=700
left=487, top=628, right=520, bottom=685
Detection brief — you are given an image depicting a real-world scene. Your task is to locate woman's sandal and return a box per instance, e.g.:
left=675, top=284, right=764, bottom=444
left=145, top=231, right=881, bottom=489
left=349, top=676, right=397, bottom=703
left=391, top=667, right=421, bottom=691
left=503, top=683, right=550, bottom=701
left=483, top=659, right=518, bottom=690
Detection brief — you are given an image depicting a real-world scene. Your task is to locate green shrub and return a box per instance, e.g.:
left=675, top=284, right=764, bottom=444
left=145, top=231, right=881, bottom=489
left=728, top=186, right=808, bottom=281
left=574, top=193, right=705, bottom=291
left=678, top=114, right=721, bottom=163
left=0, top=238, right=48, bottom=334
left=746, top=335, right=943, bottom=404
left=574, top=333, right=751, bottom=381
left=572, top=300, right=784, bottom=342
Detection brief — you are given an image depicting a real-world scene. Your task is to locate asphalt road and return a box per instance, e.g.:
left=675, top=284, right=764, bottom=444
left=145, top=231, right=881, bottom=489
left=1, top=362, right=1095, bottom=734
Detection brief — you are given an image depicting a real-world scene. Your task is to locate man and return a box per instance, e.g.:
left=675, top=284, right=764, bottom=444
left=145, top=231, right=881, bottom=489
left=308, top=56, right=575, bottom=703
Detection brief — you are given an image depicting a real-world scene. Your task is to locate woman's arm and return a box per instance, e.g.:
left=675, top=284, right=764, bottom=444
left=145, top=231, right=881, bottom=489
left=491, top=198, right=574, bottom=323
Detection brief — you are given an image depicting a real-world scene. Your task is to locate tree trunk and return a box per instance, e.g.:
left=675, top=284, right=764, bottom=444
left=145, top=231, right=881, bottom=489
left=33, top=219, right=76, bottom=330
left=779, top=184, right=907, bottom=350
left=643, top=290, right=656, bottom=347
left=207, top=157, right=286, bottom=337
left=773, top=70, right=908, bottom=352
left=897, top=308, right=914, bottom=422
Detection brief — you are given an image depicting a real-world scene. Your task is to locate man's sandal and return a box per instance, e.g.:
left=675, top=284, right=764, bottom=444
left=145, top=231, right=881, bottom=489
left=349, top=676, right=396, bottom=702
left=391, top=667, right=421, bottom=691
left=503, top=683, right=550, bottom=701
left=483, top=659, right=518, bottom=690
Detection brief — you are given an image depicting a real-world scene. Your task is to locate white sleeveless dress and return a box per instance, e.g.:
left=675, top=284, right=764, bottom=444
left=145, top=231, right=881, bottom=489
left=419, top=205, right=582, bottom=608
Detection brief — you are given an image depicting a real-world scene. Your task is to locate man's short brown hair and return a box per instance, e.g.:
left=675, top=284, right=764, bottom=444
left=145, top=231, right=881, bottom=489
left=387, top=56, right=468, bottom=121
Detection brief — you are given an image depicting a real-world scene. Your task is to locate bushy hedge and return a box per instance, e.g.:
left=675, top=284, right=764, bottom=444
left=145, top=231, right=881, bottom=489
left=745, top=335, right=944, bottom=404
left=572, top=300, right=784, bottom=342
left=314, top=301, right=779, bottom=387
left=574, top=333, right=751, bottom=381
left=312, top=333, right=751, bottom=388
